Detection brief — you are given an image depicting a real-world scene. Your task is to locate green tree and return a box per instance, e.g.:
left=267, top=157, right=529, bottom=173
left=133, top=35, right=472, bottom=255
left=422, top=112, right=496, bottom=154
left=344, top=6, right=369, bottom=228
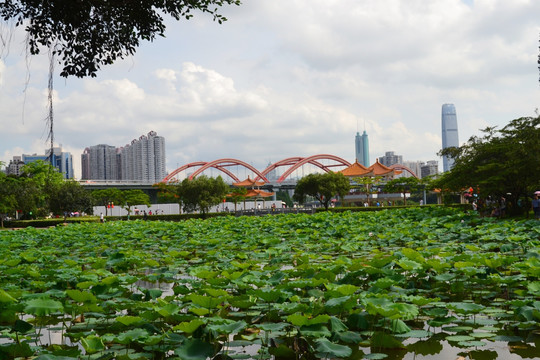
left=276, top=190, right=293, bottom=208
left=49, top=180, right=93, bottom=218
left=154, top=182, right=180, bottom=204
left=0, top=0, right=241, bottom=77
left=0, top=170, right=18, bottom=227
left=438, top=115, right=540, bottom=215
left=352, top=176, right=382, bottom=206
left=293, top=172, right=350, bottom=210
left=92, top=188, right=123, bottom=216
left=118, top=190, right=151, bottom=218
left=18, top=160, right=64, bottom=217
left=176, top=175, right=229, bottom=217
left=383, top=177, right=421, bottom=206
left=227, top=187, right=248, bottom=211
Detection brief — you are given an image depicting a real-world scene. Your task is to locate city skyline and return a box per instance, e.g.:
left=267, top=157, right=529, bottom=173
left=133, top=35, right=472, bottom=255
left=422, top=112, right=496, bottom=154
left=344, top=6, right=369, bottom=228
left=1, top=1, right=538, bottom=178
left=81, top=131, right=166, bottom=182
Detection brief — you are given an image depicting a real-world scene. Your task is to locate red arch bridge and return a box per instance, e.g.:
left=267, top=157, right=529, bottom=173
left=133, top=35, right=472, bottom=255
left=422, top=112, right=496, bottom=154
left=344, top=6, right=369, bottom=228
left=162, top=154, right=356, bottom=184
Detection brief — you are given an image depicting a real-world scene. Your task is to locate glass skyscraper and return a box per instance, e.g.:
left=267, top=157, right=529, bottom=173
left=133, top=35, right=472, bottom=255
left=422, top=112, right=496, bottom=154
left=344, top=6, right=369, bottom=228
left=441, top=104, right=459, bottom=172
left=355, top=130, right=370, bottom=166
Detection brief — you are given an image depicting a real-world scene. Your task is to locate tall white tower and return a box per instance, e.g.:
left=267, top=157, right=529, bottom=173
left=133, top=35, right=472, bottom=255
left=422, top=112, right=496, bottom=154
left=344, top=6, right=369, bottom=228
left=441, top=104, right=459, bottom=172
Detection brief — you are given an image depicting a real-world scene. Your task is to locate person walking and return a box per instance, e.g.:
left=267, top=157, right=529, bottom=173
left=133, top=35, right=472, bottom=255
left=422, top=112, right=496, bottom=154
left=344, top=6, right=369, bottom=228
left=532, top=194, right=540, bottom=219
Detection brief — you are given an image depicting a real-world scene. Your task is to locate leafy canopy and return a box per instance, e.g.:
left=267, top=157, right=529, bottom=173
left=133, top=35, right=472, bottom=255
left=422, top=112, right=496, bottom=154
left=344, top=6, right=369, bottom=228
left=176, top=175, right=229, bottom=216
left=437, top=115, right=540, bottom=213
left=294, top=172, right=350, bottom=210
left=0, top=0, right=241, bottom=77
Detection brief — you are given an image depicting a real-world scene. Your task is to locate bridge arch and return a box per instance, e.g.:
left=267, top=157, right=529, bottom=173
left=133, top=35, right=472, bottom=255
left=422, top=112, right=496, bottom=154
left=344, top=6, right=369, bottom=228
left=270, top=154, right=351, bottom=183
left=189, top=159, right=269, bottom=182
left=390, top=164, right=420, bottom=179
left=162, top=159, right=269, bottom=183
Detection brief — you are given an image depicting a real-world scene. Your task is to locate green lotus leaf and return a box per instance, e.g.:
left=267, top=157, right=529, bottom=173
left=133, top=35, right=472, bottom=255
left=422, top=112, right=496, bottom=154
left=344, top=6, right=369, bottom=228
left=252, top=288, right=281, bottom=302
left=364, top=353, right=388, bottom=359
left=189, top=294, right=222, bottom=309
left=300, top=324, right=332, bottom=338
left=269, top=343, right=297, bottom=358
left=174, top=339, right=216, bottom=360
left=65, top=289, right=97, bottom=303
left=389, top=319, right=410, bottom=334
left=0, top=289, right=17, bottom=303
left=255, top=322, right=289, bottom=332
left=445, top=335, right=475, bottom=342
left=0, top=342, right=33, bottom=358
left=330, top=316, right=348, bottom=333
left=24, top=298, right=64, bottom=316
left=401, top=248, right=426, bottom=263
left=447, top=302, right=485, bottom=314
left=335, top=330, right=363, bottom=344
left=458, top=340, right=487, bottom=347
left=155, top=303, right=181, bottom=317
left=314, top=338, right=352, bottom=358
left=527, top=281, right=540, bottom=295
left=287, top=313, right=309, bottom=327
left=397, top=259, right=423, bottom=271
left=207, top=320, right=247, bottom=335
left=470, top=332, right=496, bottom=338
left=116, top=315, right=144, bottom=326
left=370, top=332, right=404, bottom=349
left=80, top=335, right=105, bottom=354
left=190, top=307, right=211, bottom=316
left=173, top=319, right=205, bottom=334
left=395, top=329, right=432, bottom=338
left=371, top=278, right=395, bottom=289
left=11, top=319, right=33, bottom=333
left=115, top=328, right=150, bottom=344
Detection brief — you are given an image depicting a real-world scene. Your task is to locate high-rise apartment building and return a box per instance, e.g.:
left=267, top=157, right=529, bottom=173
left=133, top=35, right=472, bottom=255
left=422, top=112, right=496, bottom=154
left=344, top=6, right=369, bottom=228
left=441, top=104, right=459, bottom=172
left=399, top=160, right=423, bottom=178
left=120, top=131, right=166, bottom=182
left=22, top=147, right=74, bottom=179
left=81, top=144, right=118, bottom=180
left=82, top=131, right=166, bottom=182
left=355, top=130, right=370, bottom=166
left=421, top=160, right=439, bottom=178
left=6, top=156, right=25, bottom=176
left=378, top=151, right=403, bottom=167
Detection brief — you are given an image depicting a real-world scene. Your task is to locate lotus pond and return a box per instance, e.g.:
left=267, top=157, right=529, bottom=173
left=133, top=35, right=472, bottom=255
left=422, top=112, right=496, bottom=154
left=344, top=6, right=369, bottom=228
left=0, top=207, right=539, bottom=360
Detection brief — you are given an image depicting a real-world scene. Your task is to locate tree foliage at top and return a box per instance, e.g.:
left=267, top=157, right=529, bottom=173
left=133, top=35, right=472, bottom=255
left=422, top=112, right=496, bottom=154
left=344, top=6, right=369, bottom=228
left=176, top=175, right=229, bottom=217
left=293, top=172, right=350, bottom=210
left=0, top=0, right=241, bottom=77
left=384, top=177, right=421, bottom=206
left=437, top=115, right=540, bottom=214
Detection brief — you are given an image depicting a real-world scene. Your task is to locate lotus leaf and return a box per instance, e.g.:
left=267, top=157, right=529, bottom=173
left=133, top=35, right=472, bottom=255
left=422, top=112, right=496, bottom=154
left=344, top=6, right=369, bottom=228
left=174, top=339, right=216, bottom=360
left=24, top=298, right=63, bottom=316
left=80, top=335, right=105, bottom=354
left=314, top=338, right=352, bottom=358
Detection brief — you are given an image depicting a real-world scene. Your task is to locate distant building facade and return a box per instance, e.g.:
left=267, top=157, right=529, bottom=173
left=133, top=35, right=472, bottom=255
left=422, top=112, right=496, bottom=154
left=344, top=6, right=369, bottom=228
left=6, top=156, right=25, bottom=176
left=378, top=151, right=403, bottom=167
left=81, top=131, right=166, bottom=182
left=398, top=160, right=423, bottom=178
left=441, top=104, right=459, bottom=172
left=81, top=144, right=118, bottom=180
left=355, top=130, right=370, bottom=167
left=421, top=160, right=439, bottom=178
left=21, top=147, right=74, bottom=179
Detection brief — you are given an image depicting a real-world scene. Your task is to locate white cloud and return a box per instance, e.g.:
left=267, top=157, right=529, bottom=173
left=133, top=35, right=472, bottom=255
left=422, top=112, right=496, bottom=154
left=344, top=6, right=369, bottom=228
left=1, top=0, right=539, bottom=179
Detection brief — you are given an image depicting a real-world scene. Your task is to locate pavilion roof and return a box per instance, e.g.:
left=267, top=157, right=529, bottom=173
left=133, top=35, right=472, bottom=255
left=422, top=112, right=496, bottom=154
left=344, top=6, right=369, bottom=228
left=340, top=160, right=373, bottom=177
left=233, top=176, right=265, bottom=187
left=245, top=189, right=274, bottom=198
left=367, top=159, right=403, bottom=177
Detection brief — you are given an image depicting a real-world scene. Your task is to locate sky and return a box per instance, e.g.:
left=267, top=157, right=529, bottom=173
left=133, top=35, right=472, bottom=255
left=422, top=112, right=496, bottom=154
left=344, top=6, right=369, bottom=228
left=1, top=0, right=539, bottom=180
